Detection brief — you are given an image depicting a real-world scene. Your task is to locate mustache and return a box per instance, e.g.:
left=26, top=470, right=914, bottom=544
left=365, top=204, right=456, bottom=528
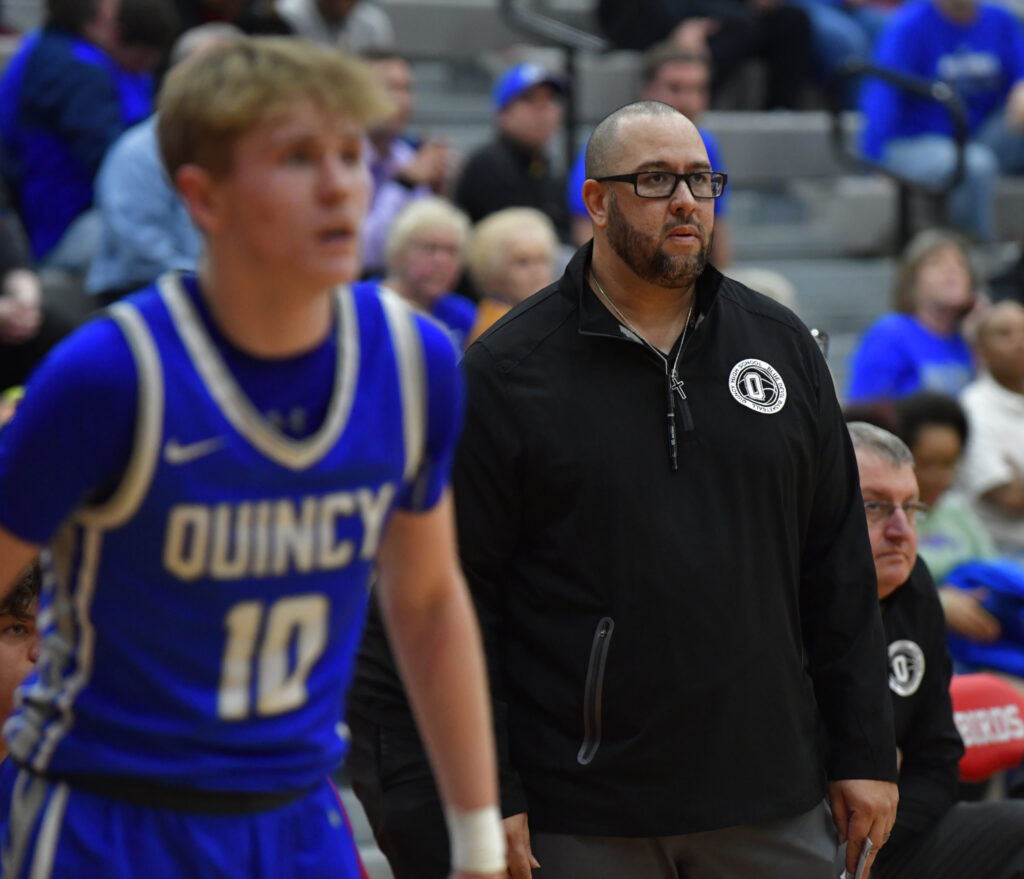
left=662, top=218, right=706, bottom=237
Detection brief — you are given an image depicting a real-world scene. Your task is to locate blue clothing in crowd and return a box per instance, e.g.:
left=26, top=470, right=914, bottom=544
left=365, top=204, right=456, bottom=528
left=846, top=313, right=974, bottom=403
left=0, top=29, right=153, bottom=260
left=430, top=293, right=476, bottom=350
left=86, top=115, right=202, bottom=297
left=566, top=128, right=730, bottom=219
left=861, top=0, right=1024, bottom=160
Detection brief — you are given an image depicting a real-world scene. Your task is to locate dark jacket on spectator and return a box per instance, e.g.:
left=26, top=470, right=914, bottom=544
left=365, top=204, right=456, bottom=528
left=453, top=241, right=897, bottom=835
left=454, top=132, right=569, bottom=241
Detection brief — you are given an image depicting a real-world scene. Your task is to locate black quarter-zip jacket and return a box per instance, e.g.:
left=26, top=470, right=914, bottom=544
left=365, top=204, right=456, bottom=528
left=454, top=242, right=898, bottom=836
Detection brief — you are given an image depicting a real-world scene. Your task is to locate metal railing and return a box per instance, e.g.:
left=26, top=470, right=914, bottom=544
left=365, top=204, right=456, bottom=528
left=498, top=0, right=608, bottom=171
left=827, top=58, right=969, bottom=247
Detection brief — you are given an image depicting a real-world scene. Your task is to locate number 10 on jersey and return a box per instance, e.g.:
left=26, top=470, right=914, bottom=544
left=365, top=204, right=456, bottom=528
left=218, top=594, right=329, bottom=719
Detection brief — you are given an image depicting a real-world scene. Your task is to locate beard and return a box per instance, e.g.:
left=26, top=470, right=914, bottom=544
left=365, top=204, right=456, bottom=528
left=606, top=191, right=709, bottom=288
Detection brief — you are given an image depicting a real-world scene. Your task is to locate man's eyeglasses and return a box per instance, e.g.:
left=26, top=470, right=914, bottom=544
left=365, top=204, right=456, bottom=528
left=595, top=170, right=728, bottom=199
left=863, top=500, right=929, bottom=525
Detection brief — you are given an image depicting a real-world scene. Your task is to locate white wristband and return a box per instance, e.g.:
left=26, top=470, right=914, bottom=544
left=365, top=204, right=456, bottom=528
left=445, top=804, right=506, bottom=874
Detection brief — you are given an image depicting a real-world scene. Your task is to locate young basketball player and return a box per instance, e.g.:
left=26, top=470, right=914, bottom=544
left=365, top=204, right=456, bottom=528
left=0, top=38, right=504, bottom=879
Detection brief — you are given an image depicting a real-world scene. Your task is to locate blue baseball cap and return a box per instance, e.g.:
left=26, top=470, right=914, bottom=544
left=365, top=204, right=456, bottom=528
left=493, top=63, right=566, bottom=111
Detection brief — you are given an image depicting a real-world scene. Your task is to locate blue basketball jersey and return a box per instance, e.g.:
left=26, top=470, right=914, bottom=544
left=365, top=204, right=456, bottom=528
left=3, top=274, right=461, bottom=793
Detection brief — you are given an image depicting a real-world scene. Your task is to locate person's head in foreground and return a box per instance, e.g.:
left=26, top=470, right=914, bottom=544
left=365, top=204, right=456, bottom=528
left=582, top=101, right=718, bottom=292
left=892, top=228, right=976, bottom=338
left=973, top=300, right=1024, bottom=393
left=157, top=36, right=391, bottom=295
left=849, top=421, right=925, bottom=600
left=0, top=562, right=40, bottom=754
left=465, top=207, right=557, bottom=307
left=385, top=197, right=469, bottom=310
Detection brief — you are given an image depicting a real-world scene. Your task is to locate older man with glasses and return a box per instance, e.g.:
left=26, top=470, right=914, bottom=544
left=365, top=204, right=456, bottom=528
left=849, top=421, right=1024, bottom=879
left=454, top=100, right=899, bottom=879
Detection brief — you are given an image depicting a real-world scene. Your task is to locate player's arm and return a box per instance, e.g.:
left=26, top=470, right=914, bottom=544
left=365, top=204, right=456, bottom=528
left=376, top=491, right=505, bottom=879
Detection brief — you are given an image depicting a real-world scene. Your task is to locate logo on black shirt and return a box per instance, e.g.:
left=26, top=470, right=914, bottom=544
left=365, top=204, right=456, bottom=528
left=888, top=639, right=926, bottom=697
left=728, top=359, right=787, bottom=414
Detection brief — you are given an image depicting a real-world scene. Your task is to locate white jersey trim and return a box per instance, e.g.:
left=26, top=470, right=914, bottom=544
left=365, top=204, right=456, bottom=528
left=28, top=782, right=68, bottom=879
left=158, top=273, right=360, bottom=472
left=77, top=303, right=165, bottom=530
left=378, top=287, right=427, bottom=483
left=30, top=528, right=103, bottom=773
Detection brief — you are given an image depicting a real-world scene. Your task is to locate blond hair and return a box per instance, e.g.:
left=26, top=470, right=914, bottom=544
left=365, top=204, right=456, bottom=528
left=891, top=228, right=976, bottom=314
left=157, top=36, right=392, bottom=178
left=385, top=197, right=471, bottom=269
left=465, top=208, right=558, bottom=296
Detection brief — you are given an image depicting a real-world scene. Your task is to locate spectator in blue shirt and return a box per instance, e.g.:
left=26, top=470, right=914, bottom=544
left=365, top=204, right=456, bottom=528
left=0, top=0, right=178, bottom=271
left=860, top=0, right=1024, bottom=240
left=86, top=24, right=244, bottom=303
left=847, top=228, right=977, bottom=404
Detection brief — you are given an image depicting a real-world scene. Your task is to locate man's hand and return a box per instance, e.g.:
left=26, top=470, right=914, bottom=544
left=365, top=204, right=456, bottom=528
left=829, top=779, right=898, bottom=878
left=399, top=140, right=452, bottom=192
left=0, top=269, right=42, bottom=345
left=503, top=812, right=540, bottom=878
left=938, top=585, right=1001, bottom=642
left=1006, top=81, right=1024, bottom=131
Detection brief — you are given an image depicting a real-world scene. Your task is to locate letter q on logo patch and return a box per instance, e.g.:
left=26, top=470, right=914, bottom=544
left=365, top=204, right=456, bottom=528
left=888, top=639, right=926, bottom=697
left=728, top=359, right=787, bottom=414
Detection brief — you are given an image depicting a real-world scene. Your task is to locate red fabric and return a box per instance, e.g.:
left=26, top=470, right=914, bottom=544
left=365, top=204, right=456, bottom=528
left=949, top=673, right=1024, bottom=782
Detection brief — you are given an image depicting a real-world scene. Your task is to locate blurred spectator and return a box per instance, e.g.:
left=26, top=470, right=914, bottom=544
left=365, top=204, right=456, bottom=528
left=362, top=51, right=454, bottom=278
left=860, top=0, right=1024, bottom=241
left=454, top=63, right=569, bottom=241
left=847, top=229, right=977, bottom=403
left=958, top=301, right=1024, bottom=560
left=0, top=0, right=178, bottom=272
left=380, top=198, right=475, bottom=349
left=276, top=0, right=392, bottom=51
left=464, top=207, right=557, bottom=344
left=989, top=243, right=1024, bottom=305
left=0, top=184, right=73, bottom=390
left=85, top=23, right=244, bottom=303
left=169, top=0, right=290, bottom=34
left=597, top=0, right=814, bottom=109
left=897, top=391, right=1003, bottom=642
left=849, top=420, right=1024, bottom=879
left=567, top=45, right=732, bottom=264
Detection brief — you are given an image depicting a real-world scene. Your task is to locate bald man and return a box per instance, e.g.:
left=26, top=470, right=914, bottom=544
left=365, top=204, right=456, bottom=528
left=455, top=100, right=898, bottom=879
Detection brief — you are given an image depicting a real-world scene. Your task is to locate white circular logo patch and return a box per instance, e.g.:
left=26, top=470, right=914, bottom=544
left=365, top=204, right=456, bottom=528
left=728, top=359, right=787, bottom=414
left=888, top=639, right=926, bottom=697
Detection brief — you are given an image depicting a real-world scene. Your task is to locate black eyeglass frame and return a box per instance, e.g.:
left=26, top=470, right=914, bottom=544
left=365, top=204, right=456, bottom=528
left=594, top=170, right=728, bottom=199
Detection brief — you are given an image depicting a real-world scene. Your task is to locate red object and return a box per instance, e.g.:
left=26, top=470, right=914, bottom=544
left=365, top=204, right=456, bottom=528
left=949, top=673, right=1024, bottom=782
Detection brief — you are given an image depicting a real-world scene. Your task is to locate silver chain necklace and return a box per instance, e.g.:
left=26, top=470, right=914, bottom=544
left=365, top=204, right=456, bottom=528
left=590, top=271, right=697, bottom=471
left=590, top=271, right=694, bottom=388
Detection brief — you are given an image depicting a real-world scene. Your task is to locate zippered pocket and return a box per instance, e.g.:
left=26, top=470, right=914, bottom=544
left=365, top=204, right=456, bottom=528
left=576, top=616, right=615, bottom=766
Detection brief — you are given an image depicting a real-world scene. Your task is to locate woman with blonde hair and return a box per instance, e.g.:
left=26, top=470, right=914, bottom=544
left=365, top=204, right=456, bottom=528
left=383, top=196, right=475, bottom=348
left=847, top=228, right=978, bottom=404
left=464, top=207, right=558, bottom=344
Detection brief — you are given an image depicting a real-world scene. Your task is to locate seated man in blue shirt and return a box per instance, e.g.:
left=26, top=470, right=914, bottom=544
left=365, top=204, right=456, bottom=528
left=860, top=0, right=1024, bottom=241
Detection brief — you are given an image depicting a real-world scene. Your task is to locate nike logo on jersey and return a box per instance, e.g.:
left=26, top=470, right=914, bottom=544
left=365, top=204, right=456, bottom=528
left=164, top=437, right=225, bottom=465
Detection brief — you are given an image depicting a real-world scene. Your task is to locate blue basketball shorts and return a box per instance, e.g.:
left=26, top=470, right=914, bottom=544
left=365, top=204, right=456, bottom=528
left=0, top=771, right=362, bottom=879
